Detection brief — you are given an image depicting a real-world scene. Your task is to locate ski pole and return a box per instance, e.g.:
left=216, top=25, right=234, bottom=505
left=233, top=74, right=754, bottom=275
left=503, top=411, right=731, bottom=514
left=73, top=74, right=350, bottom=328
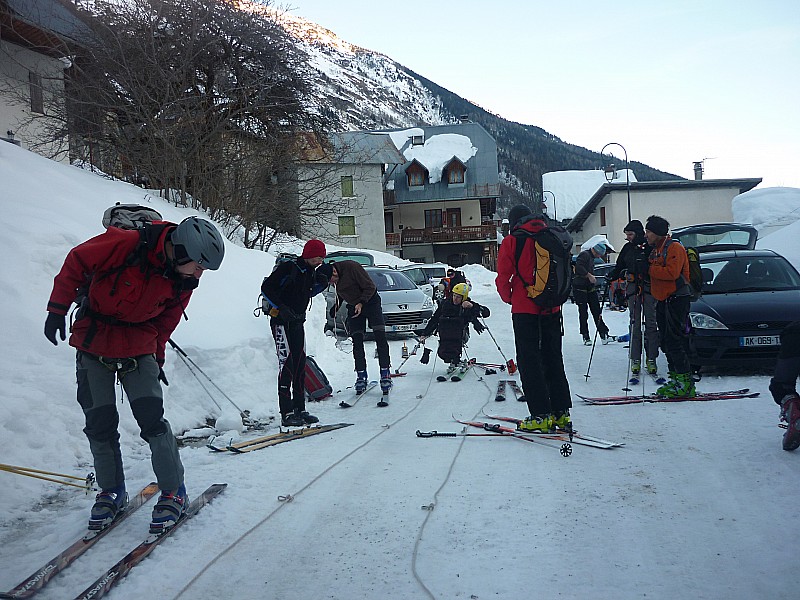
left=584, top=328, right=599, bottom=381
left=0, top=463, right=96, bottom=492
left=168, top=339, right=260, bottom=428
left=394, top=339, right=422, bottom=374
left=479, top=319, right=517, bottom=374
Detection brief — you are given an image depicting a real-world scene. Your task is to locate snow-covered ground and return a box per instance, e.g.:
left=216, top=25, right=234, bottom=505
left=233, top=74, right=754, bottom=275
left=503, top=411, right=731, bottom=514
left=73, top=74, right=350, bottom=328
left=0, top=142, right=797, bottom=599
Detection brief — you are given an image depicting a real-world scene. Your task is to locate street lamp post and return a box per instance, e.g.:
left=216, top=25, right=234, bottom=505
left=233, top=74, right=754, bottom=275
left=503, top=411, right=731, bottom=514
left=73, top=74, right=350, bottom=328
left=601, top=142, right=631, bottom=223
left=543, top=190, right=557, bottom=221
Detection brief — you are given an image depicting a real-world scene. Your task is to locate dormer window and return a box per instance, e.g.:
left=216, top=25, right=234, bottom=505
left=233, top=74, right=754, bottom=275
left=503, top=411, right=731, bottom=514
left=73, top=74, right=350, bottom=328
left=406, top=160, right=428, bottom=188
left=411, top=134, right=424, bottom=146
left=445, top=158, right=466, bottom=185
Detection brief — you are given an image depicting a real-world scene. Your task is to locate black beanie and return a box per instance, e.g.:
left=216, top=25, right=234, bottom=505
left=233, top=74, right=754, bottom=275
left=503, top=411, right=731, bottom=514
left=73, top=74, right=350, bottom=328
left=624, top=219, right=644, bottom=235
left=507, top=204, right=532, bottom=228
left=645, top=215, right=669, bottom=237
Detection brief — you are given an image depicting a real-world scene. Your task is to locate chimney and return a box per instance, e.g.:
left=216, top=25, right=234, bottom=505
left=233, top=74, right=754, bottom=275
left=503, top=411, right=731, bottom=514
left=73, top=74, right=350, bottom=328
left=693, top=161, right=704, bottom=180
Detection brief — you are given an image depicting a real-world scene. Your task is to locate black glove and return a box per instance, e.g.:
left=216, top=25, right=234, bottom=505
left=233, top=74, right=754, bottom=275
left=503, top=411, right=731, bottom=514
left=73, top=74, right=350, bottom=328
left=605, top=273, right=614, bottom=282
left=44, top=312, right=66, bottom=346
left=473, top=321, right=486, bottom=334
left=158, top=367, right=169, bottom=386
left=420, top=347, right=432, bottom=364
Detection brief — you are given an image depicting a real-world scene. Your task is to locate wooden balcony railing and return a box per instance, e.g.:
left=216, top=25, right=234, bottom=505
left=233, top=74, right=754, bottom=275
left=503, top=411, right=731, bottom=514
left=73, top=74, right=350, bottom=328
left=387, top=225, right=497, bottom=247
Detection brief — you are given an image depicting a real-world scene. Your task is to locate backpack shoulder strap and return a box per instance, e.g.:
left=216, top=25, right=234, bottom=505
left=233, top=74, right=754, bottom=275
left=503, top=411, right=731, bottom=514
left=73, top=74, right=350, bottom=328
left=512, top=230, right=533, bottom=287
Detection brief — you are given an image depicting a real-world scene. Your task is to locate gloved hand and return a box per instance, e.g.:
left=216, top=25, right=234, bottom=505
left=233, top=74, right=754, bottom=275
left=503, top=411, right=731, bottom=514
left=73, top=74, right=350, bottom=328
left=605, top=273, right=614, bottom=282
left=473, top=321, right=486, bottom=334
left=158, top=367, right=169, bottom=386
left=44, top=312, right=66, bottom=346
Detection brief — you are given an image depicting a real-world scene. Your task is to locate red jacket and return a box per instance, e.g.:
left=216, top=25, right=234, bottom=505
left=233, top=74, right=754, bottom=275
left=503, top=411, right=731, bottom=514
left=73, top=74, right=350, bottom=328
left=495, top=217, right=561, bottom=315
left=47, top=225, right=191, bottom=362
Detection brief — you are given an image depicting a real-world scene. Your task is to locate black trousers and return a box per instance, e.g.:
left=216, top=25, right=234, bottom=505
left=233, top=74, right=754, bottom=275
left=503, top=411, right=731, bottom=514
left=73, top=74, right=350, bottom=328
left=655, top=295, right=691, bottom=374
left=512, top=312, right=572, bottom=417
left=574, top=288, right=609, bottom=339
left=348, top=293, right=390, bottom=373
left=270, top=319, right=306, bottom=415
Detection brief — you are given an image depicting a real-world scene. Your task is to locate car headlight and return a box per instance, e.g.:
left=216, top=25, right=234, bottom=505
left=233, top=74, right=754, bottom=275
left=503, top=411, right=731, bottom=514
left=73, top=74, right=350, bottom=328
left=422, top=296, right=433, bottom=310
left=689, top=312, right=728, bottom=330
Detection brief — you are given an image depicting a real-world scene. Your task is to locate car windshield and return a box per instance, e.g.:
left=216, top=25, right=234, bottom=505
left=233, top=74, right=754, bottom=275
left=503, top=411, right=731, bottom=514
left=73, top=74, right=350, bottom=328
left=368, top=270, right=417, bottom=291
left=700, top=256, right=800, bottom=293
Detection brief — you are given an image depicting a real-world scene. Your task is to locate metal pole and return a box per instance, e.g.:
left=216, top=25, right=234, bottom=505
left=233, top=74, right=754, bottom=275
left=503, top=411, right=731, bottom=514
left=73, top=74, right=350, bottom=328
left=601, top=142, right=631, bottom=223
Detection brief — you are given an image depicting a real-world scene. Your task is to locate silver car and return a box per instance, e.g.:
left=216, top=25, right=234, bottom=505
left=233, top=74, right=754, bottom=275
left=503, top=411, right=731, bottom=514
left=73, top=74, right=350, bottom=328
left=325, top=266, right=434, bottom=336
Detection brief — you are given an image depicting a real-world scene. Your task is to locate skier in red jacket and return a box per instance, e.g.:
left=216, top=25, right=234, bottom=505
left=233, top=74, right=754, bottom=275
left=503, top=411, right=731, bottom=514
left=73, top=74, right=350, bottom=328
left=495, top=205, right=573, bottom=434
left=44, top=216, right=225, bottom=534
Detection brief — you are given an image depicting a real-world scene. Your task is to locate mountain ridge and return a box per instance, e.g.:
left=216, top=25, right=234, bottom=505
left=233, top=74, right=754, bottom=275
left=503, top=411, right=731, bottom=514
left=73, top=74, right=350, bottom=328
left=278, top=12, right=682, bottom=212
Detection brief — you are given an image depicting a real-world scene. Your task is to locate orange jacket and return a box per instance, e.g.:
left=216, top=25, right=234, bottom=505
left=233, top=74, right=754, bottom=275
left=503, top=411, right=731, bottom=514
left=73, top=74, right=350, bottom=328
left=648, top=237, right=689, bottom=301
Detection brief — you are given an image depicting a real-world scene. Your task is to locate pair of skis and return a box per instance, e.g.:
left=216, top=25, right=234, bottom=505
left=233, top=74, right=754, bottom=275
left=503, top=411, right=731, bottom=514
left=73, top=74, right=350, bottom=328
left=207, top=423, right=353, bottom=453
left=338, top=380, right=390, bottom=408
left=494, top=379, right=523, bottom=402
left=579, top=387, right=759, bottom=405
left=479, top=413, right=624, bottom=449
left=437, top=361, right=472, bottom=382
left=1, top=483, right=226, bottom=600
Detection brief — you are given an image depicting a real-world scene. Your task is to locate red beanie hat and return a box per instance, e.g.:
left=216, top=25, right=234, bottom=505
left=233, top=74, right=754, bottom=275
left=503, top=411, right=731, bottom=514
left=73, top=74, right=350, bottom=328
left=301, top=239, right=327, bottom=259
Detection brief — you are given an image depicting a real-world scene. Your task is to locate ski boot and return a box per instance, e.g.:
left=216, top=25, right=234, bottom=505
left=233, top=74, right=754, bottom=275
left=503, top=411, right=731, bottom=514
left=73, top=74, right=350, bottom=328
left=282, top=412, right=305, bottom=427
left=380, top=367, right=393, bottom=394
left=656, top=373, right=696, bottom=398
left=552, top=410, right=573, bottom=434
left=88, top=485, right=128, bottom=531
left=354, top=370, right=368, bottom=394
left=780, top=394, right=800, bottom=451
left=631, top=360, right=641, bottom=376
left=299, top=410, right=319, bottom=425
left=582, top=336, right=591, bottom=346
left=601, top=333, right=610, bottom=345
left=646, top=359, right=658, bottom=375
left=517, top=414, right=552, bottom=433
left=150, top=484, right=188, bottom=534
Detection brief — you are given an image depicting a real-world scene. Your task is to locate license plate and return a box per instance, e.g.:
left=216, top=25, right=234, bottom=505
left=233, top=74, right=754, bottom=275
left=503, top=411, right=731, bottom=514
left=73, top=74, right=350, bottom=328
left=739, top=335, right=780, bottom=347
left=393, top=324, right=417, bottom=332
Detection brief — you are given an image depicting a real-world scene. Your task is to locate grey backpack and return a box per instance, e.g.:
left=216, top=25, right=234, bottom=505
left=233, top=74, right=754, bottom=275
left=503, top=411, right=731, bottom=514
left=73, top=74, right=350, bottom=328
left=102, top=203, right=163, bottom=230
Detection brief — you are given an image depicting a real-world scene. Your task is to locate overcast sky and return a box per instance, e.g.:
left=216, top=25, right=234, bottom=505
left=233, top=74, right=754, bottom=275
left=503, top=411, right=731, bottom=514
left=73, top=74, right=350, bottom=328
left=286, top=0, right=799, bottom=189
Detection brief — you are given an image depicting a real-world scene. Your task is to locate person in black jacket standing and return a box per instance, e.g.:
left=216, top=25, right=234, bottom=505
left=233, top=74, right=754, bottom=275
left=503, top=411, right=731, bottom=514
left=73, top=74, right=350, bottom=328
left=261, top=239, right=332, bottom=426
left=608, top=220, right=660, bottom=376
left=573, top=243, right=611, bottom=345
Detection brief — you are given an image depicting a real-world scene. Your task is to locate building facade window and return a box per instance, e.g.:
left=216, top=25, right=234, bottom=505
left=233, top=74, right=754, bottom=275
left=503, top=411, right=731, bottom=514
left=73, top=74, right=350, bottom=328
left=447, top=164, right=465, bottom=184
left=341, top=175, right=354, bottom=197
left=445, top=208, right=462, bottom=227
left=600, top=206, right=606, bottom=227
left=424, top=209, right=443, bottom=229
left=338, top=215, right=356, bottom=236
left=29, top=71, right=43, bottom=114
left=407, top=165, right=425, bottom=187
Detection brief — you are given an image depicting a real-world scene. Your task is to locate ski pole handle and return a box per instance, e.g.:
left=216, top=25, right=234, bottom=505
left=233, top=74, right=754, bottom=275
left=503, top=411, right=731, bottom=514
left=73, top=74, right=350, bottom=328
left=416, top=430, right=456, bottom=438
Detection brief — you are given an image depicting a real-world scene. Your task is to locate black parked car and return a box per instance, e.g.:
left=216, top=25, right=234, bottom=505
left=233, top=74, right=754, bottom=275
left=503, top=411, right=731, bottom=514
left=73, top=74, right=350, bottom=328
left=671, top=223, right=800, bottom=372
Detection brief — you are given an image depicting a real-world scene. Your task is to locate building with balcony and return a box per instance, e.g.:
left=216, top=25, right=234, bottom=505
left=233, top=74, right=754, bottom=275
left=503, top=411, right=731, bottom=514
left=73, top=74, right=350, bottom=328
left=382, top=121, right=500, bottom=269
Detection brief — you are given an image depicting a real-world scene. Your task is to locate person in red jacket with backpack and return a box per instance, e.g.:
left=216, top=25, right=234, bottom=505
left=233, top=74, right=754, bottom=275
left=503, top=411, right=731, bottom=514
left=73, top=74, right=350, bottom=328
left=44, top=216, right=225, bottom=535
left=495, top=205, right=573, bottom=433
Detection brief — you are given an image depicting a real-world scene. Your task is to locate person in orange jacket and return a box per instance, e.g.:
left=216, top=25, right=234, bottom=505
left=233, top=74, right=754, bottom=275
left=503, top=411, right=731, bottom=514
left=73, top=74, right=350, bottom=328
left=645, top=215, right=696, bottom=398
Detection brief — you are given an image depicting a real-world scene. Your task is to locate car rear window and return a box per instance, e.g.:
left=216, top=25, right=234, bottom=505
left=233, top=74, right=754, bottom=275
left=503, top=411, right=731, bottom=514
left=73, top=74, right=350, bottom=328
left=672, top=227, right=757, bottom=252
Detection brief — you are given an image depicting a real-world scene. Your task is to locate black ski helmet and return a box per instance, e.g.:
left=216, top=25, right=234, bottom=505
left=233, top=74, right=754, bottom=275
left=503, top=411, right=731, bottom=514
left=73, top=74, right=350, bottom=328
left=170, top=217, right=225, bottom=270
